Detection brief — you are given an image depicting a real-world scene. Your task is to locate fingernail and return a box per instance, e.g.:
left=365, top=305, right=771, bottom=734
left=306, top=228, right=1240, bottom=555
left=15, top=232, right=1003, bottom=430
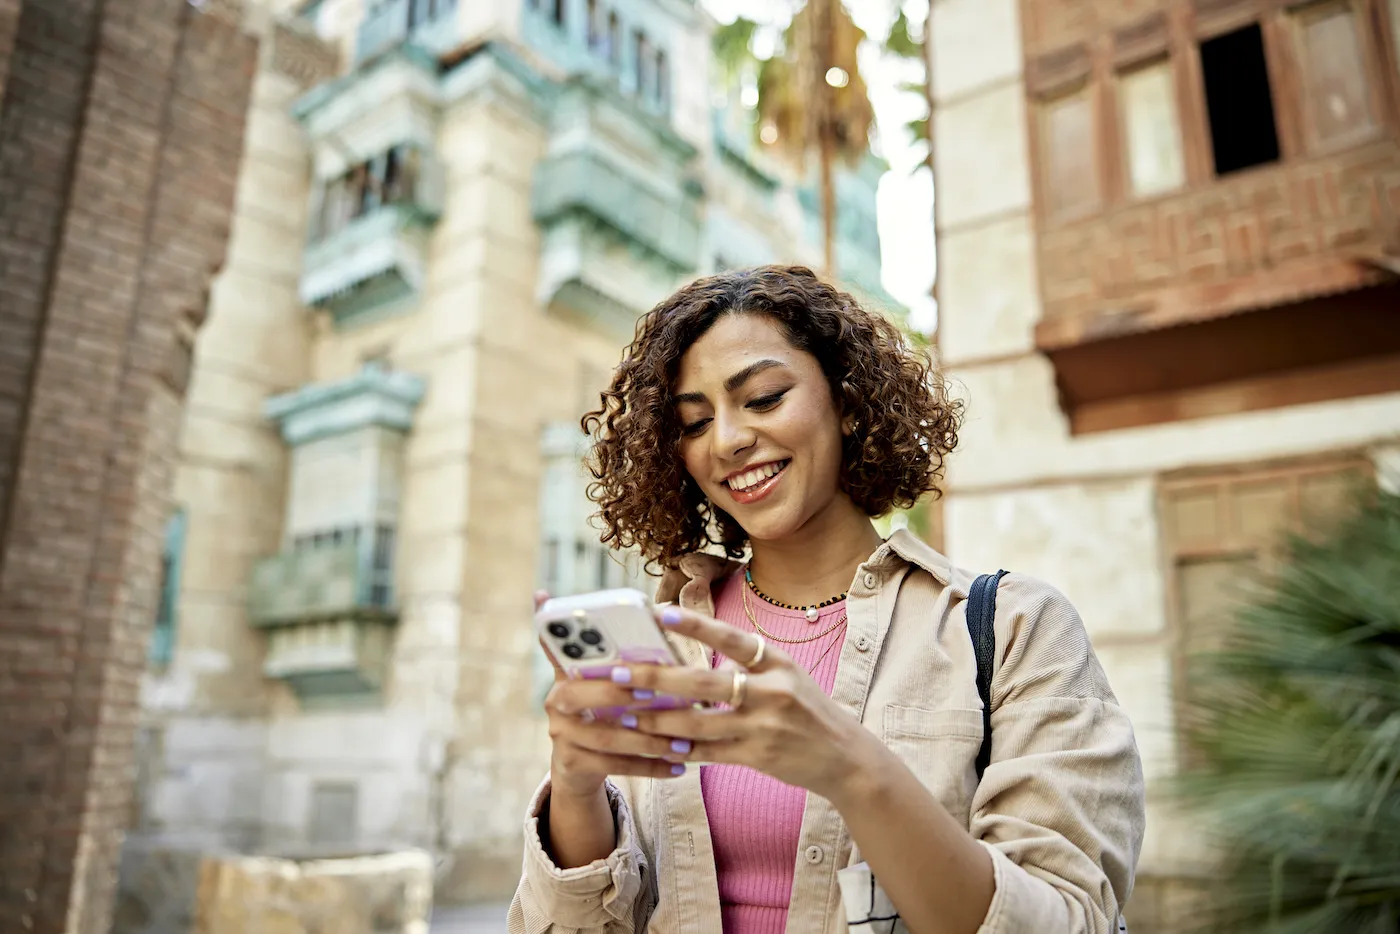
left=620, top=714, right=638, bottom=729
left=632, top=689, right=654, bottom=701
left=670, top=739, right=692, bottom=755
left=670, top=764, right=686, bottom=776
left=610, top=667, right=631, bottom=684
left=660, top=607, right=683, bottom=626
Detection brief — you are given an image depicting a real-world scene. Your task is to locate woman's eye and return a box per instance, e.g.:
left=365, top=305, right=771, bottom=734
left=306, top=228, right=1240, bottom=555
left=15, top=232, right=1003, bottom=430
left=747, top=391, right=787, bottom=411
left=681, top=418, right=711, bottom=437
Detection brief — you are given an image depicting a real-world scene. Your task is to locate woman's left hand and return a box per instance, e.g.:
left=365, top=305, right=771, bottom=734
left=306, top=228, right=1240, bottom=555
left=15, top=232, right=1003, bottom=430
left=616, top=605, right=886, bottom=802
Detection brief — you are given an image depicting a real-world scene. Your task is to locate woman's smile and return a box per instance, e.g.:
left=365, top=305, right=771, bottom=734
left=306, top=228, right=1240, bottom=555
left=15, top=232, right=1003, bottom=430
left=723, top=459, right=791, bottom=505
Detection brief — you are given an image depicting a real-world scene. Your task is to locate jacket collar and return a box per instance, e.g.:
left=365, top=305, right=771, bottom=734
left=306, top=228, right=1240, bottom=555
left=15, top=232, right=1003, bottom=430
left=655, top=527, right=951, bottom=603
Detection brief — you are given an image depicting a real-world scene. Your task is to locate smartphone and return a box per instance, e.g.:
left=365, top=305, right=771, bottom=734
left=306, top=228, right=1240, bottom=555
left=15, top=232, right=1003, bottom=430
left=536, top=588, right=688, bottom=713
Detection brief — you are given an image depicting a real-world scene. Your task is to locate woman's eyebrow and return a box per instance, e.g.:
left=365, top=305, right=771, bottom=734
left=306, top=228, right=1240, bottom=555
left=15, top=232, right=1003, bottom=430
left=672, top=359, right=788, bottom=405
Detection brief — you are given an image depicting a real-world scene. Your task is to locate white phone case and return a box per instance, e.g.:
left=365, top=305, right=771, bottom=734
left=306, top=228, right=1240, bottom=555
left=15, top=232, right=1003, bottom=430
left=536, top=589, right=687, bottom=712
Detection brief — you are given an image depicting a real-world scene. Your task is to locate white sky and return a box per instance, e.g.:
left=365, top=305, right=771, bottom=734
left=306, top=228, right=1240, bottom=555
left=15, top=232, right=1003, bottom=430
left=700, top=0, right=938, bottom=333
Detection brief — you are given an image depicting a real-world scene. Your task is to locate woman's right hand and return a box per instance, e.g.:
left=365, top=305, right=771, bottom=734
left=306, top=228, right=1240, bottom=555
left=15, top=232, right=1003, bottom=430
left=535, top=591, right=689, bottom=870
left=535, top=592, right=690, bottom=801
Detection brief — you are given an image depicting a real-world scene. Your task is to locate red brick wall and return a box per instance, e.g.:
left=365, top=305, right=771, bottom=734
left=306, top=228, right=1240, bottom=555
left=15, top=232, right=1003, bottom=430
left=0, top=0, right=17, bottom=101
left=0, top=2, right=256, bottom=932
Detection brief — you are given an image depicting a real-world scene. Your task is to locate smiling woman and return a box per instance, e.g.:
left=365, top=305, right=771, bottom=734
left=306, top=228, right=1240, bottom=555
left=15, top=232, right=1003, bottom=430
left=510, top=265, right=1145, bottom=934
left=582, top=265, right=957, bottom=571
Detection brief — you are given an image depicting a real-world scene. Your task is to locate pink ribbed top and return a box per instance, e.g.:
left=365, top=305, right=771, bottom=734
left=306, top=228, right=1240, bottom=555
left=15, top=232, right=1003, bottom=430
left=701, top=571, right=847, bottom=934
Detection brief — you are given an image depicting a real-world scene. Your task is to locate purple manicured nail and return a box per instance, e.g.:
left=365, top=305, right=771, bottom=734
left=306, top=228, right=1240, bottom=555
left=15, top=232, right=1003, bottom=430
left=670, top=764, right=686, bottom=776
left=660, top=607, right=683, bottom=626
left=633, top=689, right=654, bottom=701
left=620, top=714, right=638, bottom=729
left=610, top=667, right=631, bottom=684
left=671, top=739, right=692, bottom=755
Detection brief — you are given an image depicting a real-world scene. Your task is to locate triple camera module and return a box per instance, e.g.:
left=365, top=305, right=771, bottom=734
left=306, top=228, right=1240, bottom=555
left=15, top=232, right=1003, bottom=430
left=546, top=612, right=608, bottom=660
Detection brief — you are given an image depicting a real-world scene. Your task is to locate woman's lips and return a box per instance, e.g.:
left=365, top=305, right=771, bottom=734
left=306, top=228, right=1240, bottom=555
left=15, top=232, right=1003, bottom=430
left=725, top=461, right=788, bottom=505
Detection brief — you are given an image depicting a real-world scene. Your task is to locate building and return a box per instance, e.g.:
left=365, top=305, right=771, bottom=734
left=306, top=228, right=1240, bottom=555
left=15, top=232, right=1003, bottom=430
left=928, top=0, right=1400, bottom=931
left=114, top=0, right=896, bottom=926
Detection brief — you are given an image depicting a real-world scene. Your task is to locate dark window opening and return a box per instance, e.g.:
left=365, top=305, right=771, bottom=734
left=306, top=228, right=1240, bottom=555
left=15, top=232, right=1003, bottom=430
left=1199, top=24, right=1280, bottom=175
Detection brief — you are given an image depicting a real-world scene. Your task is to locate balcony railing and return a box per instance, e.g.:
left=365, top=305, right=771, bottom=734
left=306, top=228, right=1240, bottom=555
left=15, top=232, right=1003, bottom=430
left=356, top=0, right=459, bottom=63
left=248, top=526, right=396, bottom=628
left=300, top=146, right=442, bottom=318
left=533, top=149, right=700, bottom=272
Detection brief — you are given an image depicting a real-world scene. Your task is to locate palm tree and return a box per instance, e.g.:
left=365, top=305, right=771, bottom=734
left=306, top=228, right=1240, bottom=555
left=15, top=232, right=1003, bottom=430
left=1178, top=487, right=1400, bottom=932
left=882, top=5, right=936, bottom=314
left=711, top=2, right=874, bottom=277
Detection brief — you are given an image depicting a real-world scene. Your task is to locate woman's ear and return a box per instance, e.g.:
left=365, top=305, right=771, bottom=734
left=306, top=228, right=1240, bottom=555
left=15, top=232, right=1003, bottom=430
left=841, top=413, right=858, bottom=437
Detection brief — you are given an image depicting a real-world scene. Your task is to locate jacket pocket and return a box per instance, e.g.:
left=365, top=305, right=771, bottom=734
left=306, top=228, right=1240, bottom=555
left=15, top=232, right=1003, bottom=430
left=881, top=706, right=983, bottom=828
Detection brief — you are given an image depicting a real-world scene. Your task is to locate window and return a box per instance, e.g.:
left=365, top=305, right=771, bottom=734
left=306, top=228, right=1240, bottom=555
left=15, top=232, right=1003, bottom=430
left=655, top=49, right=670, bottom=112
left=529, top=0, right=563, bottom=26
left=309, top=144, right=423, bottom=243
left=1119, top=60, right=1186, bottom=197
left=1199, top=24, right=1280, bottom=175
left=1295, top=2, right=1377, bottom=146
left=607, top=11, right=620, bottom=65
left=587, top=0, right=600, bottom=49
left=1040, top=87, right=1100, bottom=218
left=308, top=782, right=357, bottom=848
left=634, top=31, right=651, bottom=97
left=149, top=509, right=186, bottom=669
left=534, top=423, right=647, bottom=709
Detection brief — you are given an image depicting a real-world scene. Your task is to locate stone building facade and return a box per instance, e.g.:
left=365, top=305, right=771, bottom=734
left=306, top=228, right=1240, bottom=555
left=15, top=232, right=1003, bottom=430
left=928, top=0, right=1400, bottom=930
left=0, top=1, right=261, bottom=933
left=113, top=0, right=896, bottom=925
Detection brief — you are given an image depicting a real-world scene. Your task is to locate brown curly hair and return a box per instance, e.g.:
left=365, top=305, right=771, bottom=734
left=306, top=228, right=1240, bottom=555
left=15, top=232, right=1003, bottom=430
left=582, top=265, right=961, bottom=571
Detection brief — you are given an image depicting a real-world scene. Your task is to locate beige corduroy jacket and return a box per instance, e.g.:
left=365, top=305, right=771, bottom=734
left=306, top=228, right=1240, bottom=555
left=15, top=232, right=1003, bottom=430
left=507, top=530, right=1146, bottom=934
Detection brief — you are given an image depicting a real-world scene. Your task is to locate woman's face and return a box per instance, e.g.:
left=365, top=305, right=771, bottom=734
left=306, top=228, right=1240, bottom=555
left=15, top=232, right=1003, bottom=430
left=673, top=313, right=851, bottom=544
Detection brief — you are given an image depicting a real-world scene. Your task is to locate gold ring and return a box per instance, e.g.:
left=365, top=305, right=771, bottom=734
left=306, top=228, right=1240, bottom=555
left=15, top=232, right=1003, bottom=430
left=745, top=634, right=766, bottom=669
left=728, top=670, right=748, bottom=709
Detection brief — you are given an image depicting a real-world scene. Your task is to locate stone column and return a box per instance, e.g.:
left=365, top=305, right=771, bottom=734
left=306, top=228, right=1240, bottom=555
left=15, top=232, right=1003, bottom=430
left=0, top=1, right=257, bottom=932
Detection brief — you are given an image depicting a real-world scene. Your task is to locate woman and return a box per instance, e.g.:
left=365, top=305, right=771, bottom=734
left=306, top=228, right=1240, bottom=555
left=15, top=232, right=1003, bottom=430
left=509, top=266, right=1145, bottom=934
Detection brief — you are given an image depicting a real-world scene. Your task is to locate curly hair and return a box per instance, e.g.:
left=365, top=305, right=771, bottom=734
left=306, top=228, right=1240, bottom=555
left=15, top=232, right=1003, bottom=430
left=581, top=265, right=961, bottom=572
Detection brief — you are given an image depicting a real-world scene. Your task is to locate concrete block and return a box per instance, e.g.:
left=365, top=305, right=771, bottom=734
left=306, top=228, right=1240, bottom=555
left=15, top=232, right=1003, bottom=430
left=937, top=213, right=1041, bottom=364
left=930, top=0, right=1024, bottom=105
left=933, top=81, right=1031, bottom=230
left=193, top=850, right=433, bottom=934
left=944, top=477, right=1167, bottom=640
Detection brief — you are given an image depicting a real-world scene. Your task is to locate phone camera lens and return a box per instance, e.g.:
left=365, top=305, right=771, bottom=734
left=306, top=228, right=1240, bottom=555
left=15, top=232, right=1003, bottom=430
left=547, top=622, right=570, bottom=639
left=562, top=643, right=585, bottom=659
left=578, top=628, right=603, bottom=646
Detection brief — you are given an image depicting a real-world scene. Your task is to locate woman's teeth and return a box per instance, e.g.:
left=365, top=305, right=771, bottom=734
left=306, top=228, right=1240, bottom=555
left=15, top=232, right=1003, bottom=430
left=727, top=461, right=786, bottom=492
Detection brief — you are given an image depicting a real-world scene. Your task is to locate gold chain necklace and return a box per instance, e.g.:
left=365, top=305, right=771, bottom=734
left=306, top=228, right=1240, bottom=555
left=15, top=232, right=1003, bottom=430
left=745, top=567, right=846, bottom=622
left=741, top=580, right=848, bottom=644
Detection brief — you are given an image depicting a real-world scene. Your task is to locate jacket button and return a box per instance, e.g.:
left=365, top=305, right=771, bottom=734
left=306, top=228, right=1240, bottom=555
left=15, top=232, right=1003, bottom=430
left=862, top=573, right=876, bottom=589
left=804, top=845, right=824, bottom=864
left=854, top=636, right=871, bottom=652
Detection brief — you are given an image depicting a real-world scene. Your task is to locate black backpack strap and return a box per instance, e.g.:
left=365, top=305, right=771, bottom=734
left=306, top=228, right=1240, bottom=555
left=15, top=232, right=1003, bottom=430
left=966, top=570, right=1008, bottom=782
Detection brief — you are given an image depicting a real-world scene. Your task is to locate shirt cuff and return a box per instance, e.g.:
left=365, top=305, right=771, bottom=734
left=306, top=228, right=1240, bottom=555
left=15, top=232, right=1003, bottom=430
left=521, top=776, right=646, bottom=928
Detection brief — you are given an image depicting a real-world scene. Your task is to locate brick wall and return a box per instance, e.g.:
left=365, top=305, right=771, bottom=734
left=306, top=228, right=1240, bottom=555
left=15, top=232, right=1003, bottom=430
left=0, top=2, right=257, bottom=932
left=0, top=0, right=17, bottom=101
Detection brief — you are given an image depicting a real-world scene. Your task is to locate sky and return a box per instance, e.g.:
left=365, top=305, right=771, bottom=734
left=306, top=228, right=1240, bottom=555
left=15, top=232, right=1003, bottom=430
left=699, top=0, right=939, bottom=333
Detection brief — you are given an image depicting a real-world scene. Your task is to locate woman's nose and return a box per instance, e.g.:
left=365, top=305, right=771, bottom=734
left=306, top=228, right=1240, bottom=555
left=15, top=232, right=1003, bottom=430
left=712, top=411, right=755, bottom=459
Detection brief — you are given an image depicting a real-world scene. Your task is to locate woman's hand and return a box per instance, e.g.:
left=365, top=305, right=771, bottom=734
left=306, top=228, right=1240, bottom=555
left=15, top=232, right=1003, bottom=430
left=536, top=594, right=691, bottom=801
left=618, top=606, right=889, bottom=802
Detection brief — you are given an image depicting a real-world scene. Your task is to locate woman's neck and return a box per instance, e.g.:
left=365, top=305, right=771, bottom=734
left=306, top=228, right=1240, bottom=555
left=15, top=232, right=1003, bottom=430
left=747, top=505, right=885, bottom=607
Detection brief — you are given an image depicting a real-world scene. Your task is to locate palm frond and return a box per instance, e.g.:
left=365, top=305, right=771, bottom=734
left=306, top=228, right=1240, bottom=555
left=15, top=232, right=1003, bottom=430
left=712, top=16, right=759, bottom=87
left=1177, top=487, right=1400, bottom=933
left=884, top=8, right=921, bottom=59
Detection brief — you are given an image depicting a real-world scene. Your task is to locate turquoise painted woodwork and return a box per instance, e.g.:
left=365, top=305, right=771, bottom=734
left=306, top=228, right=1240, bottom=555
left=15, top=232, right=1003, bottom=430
left=149, top=509, right=186, bottom=669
